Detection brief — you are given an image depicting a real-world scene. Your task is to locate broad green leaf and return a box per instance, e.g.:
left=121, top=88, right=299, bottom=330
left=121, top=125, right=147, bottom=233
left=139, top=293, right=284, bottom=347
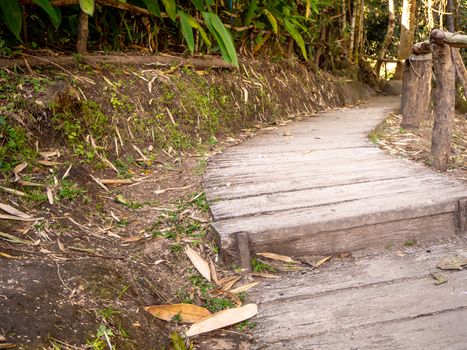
left=0, top=0, right=22, bottom=40
left=186, top=13, right=211, bottom=47
left=202, top=12, right=238, bottom=67
left=178, top=10, right=194, bottom=53
left=79, top=0, right=94, bottom=16
left=205, top=0, right=214, bottom=6
left=33, top=0, right=61, bottom=28
left=190, top=0, right=204, bottom=11
left=284, top=18, right=307, bottom=60
left=161, top=0, right=176, bottom=22
left=141, top=0, right=161, bottom=17
left=262, top=9, right=277, bottom=34
left=244, top=0, right=257, bottom=26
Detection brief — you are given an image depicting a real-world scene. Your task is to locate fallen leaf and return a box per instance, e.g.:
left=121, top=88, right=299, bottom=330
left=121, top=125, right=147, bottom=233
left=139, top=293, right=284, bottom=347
left=0, top=343, right=16, bottom=349
left=0, top=186, right=27, bottom=197
left=37, top=160, right=62, bottom=166
left=220, top=276, right=241, bottom=291
left=0, top=252, right=20, bottom=259
left=230, top=281, right=261, bottom=294
left=144, top=304, right=211, bottom=323
left=215, top=290, right=242, bottom=306
left=46, top=187, right=54, bottom=205
left=185, top=246, right=211, bottom=282
left=430, top=272, right=447, bottom=285
left=250, top=272, right=281, bottom=279
left=186, top=304, right=258, bottom=337
left=57, top=239, right=67, bottom=253
left=256, top=252, right=299, bottom=264
left=313, top=255, right=332, bottom=268
left=0, top=232, right=33, bottom=245
left=209, top=260, right=219, bottom=285
left=437, top=256, right=467, bottom=270
left=121, top=236, right=143, bottom=243
left=0, top=203, right=31, bottom=219
left=39, top=150, right=60, bottom=158
left=0, top=214, right=41, bottom=222
left=13, top=162, right=28, bottom=174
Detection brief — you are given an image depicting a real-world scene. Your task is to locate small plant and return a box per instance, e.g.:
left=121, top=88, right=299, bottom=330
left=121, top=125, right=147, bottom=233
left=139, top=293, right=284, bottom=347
left=170, top=332, right=193, bottom=350
left=204, top=297, right=235, bottom=313
left=236, top=320, right=257, bottom=331
left=191, top=192, right=209, bottom=212
left=86, top=324, right=115, bottom=350
left=58, top=180, right=86, bottom=201
left=169, top=243, right=184, bottom=253
left=97, top=306, right=120, bottom=319
left=251, top=258, right=276, bottom=273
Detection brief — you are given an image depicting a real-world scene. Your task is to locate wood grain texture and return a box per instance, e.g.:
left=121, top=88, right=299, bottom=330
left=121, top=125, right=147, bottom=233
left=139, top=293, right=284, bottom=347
left=250, top=244, right=467, bottom=350
left=204, top=96, right=467, bottom=260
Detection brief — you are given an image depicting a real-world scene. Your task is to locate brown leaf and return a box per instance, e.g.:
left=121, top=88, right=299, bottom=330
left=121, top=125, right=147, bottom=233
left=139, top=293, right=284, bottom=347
left=0, top=203, right=31, bottom=219
left=0, top=186, right=27, bottom=197
left=0, top=252, right=20, bottom=259
left=121, top=236, right=143, bottom=243
left=186, top=304, right=258, bottom=337
left=57, top=239, right=67, bottom=253
left=313, top=255, right=332, bottom=268
left=209, top=260, right=219, bottom=285
left=185, top=246, right=211, bottom=282
left=256, top=252, right=300, bottom=264
left=144, top=303, right=211, bottom=323
left=220, top=276, right=241, bottom=291
left=46, top=186, right=54, bottom=205
left=230, top=281, right=261, bottom=294
left=37, top=160, right=62, bottom=167
left=250, top=272, right=281, bottom=279
left=0, top=214, right=40, bottom=222
left=13, top=161, right=28, bottom=174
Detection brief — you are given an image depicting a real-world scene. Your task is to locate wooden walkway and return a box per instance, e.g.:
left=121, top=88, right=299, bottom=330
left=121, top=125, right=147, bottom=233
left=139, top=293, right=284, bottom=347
left=204, top=96, right=467, bottom=260
left=204, top=96, right=467, bottom=349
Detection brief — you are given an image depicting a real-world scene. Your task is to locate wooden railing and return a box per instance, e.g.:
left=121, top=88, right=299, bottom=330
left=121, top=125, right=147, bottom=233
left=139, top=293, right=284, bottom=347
left=400, top=29, right=467, bottom=171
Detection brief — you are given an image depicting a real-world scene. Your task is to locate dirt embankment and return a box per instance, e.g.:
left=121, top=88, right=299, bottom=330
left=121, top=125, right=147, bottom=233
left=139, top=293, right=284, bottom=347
left=0, top=58, right=367, bottom=349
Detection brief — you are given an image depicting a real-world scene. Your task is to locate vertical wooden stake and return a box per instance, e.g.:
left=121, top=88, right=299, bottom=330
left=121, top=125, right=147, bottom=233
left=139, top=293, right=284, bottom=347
left=458, top=199, right=467, bottom=236
left=430, top=34, right=455, bottom=171
left=400, top=53, right=432, bottom=129
left=237, top=232, right=252, bottom=272
left=77, top=11, right=89, bottom=54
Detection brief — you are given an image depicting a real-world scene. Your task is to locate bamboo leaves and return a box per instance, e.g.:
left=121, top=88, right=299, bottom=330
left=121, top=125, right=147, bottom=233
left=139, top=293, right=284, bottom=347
left=179, top=11, right=195, bottom=53
left=284, top=18, right=307, bottom=60
left=161, top=0, right=177, bottom=22
left=33, top=0, right=61, bottom=28
left=0, top=0, right=22, bottom=39
left=202, top=12, right=238, bottom=67
left=141, top=0, right=161, bottom=17
left=79, top=0, right=95, bottom=16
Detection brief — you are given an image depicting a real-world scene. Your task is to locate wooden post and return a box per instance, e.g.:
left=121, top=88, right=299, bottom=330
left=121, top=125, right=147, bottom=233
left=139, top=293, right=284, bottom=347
left=430, top=31, right=455, bottom=171
left=236, top=232, right=252, bottom=272
left=400, top=53, right=432, bottom=129
left=76, top=11, right=89, bottom=54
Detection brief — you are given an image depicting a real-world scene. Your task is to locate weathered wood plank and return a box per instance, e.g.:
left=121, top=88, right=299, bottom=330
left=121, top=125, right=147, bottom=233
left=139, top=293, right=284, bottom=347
left=251, top=244, right=467, bottom=303
left=253, top=268, right=467, bottom=340
left=209, top=175, right=464, bottom=220
left=255, top=308, right=467, bottom=350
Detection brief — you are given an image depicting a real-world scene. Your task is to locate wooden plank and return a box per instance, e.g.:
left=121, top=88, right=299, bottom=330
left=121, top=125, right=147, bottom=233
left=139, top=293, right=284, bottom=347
left=209, top=175, right=465, bottom=220
left=257, top=309, right=467, bottom=350
left=253, top=269, right=467, bottom=340
left=251, top=244, right=467, bottom=303
left=250, top=212, right=459, bottom=256
left=212, top=192, right=464, bottom=237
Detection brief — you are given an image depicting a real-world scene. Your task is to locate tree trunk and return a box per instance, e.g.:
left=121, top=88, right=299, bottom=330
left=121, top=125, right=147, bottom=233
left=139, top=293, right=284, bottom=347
left=400, top=54, right=432, bottom=129
left=427, top=0, right=434, bottom=29
left=349, top=0, right=357, bottom=60
left=394, top=0, right=417, bottom=79
left=446, top=0, right=455, bottom=32
left=451, top=48, right=467, bottom=101
left=375, top=0, right=395, bottom=76
left=76, top=11, right=89, bottom=54
left=430, top=37, right=455, bottom=172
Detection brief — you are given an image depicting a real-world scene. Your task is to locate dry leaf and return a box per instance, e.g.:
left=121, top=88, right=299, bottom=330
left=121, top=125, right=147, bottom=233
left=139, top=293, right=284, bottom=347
left=0, top=214, right=41, bottom=222
left=0, top=186, right=27, bottom=197
left=220, top=276, right=241, bottom=291
left=230, top=281, right=260, bottom=294
left=37, top=160, right=62, bottom=166
left=185, top=246, right=211, bottom=282
left=209, top=260, right=219, bottom=285
left=215, top=290, right=242, bottom=306
left=13, top=162, right=28, bottom=174
left=121, top=236, right=143, bottom=243
left=250, top=272, right=281, bottom=279
left=313, top=255, right=332, bottom=268
left=17, top=180, right=45, bottom=187
left=0, top=203, right=31, bottom=219
left=257, top=252, right=299, bottom=264
left=57, top=239, right=67, bottom=253
left=101, top=179, right=133, bottom=185
left=437, top=256, right=467, bottom=270
left=144, top=304, right=211, bottom=323
left=430, top=272, right=447, bottom=285
left=186, top=304, right=258, bottom=337
left=0, top=252, right=20, bottom=259
left=0, top=232, right=33, bottom=245
left=39, top=150, right=60, bottom=158
left=46, top=187, right=54, bottom=205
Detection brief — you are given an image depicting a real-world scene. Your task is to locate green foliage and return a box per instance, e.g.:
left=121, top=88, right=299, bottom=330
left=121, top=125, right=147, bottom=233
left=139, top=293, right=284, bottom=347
left=58, top=180, right=86, bottom=201
left=79, top=0, right=95, bottom=16
left=0, top=0, right=22, bottom=40
left=33, top=0, right=61, bottom=28
left=284, top=18, right=307, bottom=60
left=179, top=10, right=195, bottom=53
left=161, top=0, right=177, bottom=22
left=202, top=12, right=239, bottom=67
left=0, top=116, right=37, bottom=172
left=170, top=332, right=193, bottom=350
left=204, top=297, right=235, bottom=313
left=251, top=257, right=276, bottom=273
left=142, top=0, right=161, bottom=17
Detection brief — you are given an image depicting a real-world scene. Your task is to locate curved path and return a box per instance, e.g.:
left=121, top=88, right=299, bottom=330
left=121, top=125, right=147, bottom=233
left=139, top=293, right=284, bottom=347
left=204, top=96, right=466, bottom=259
left=204, top=96, right=467, bottom=349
